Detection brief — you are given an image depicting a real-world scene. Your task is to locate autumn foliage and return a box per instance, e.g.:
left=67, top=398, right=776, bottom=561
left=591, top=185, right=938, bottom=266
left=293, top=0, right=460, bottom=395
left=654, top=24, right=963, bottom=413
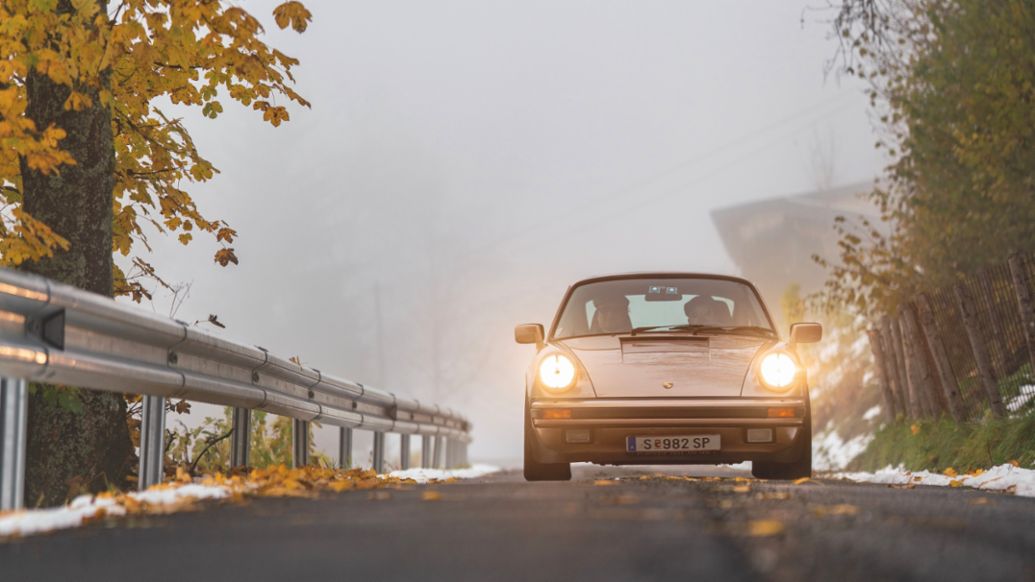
left=0, top=0, right=312, bottom=296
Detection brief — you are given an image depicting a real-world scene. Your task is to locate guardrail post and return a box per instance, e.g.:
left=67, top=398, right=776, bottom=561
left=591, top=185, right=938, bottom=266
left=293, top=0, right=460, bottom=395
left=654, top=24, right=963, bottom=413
left=138, top=395, right=166, bottom=490
left=230, top=407, right=251, bottom=468
left=0, top=377, right=27, bottom=510
left=433, top=436, right=444, bottom=469
left=338, top=427, right=352, bottom=469
left=400, top=434, right=411, bottom=470
left=292, top=419, right=309, bottom=467
left=421, top=435, right=432, bottom=468
left=372, top=431, right=385, bottom=473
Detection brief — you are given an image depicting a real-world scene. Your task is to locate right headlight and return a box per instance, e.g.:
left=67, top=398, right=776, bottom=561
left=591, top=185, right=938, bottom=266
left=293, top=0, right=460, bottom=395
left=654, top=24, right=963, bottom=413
left=538, top=353, right=577, bottom=392
left=758, top=351, right=799, bottom=391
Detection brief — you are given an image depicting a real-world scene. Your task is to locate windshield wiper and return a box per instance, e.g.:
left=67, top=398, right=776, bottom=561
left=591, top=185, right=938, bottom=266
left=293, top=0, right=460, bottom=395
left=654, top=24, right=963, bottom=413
left=684, top=325, right=777, bottom=338
left=628, top=324, right=697, bottom=336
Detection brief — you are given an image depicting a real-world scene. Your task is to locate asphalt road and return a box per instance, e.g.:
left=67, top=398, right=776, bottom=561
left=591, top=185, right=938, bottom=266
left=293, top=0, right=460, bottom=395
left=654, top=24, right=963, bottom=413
left=2, top=464, right=1034, bottom=581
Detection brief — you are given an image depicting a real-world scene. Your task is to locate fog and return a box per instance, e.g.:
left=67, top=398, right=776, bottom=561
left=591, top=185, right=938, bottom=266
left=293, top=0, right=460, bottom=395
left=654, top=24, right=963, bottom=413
left=136, top=1, right=881, bottom=464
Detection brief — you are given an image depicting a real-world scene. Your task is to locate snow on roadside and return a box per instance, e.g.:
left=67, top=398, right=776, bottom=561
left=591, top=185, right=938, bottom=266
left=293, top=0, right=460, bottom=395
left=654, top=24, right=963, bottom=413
left=0, top=483, right=229, bottom=538
left=832, top=463, right=1035, bottom=497
left=812, top=423, right=874, bottom=472
left=387, top=463, right=501, bottom=484
left=1, top=465, right=499, bottom=539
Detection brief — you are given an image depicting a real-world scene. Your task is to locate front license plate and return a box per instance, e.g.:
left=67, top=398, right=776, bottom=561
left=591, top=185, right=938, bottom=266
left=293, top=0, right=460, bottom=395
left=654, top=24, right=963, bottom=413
left=626, top=435, right=720, bottom=453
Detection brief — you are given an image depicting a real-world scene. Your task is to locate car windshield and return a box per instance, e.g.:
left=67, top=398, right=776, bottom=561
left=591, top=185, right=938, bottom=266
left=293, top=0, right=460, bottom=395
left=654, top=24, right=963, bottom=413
left=552, top=277, right=773, bottom=339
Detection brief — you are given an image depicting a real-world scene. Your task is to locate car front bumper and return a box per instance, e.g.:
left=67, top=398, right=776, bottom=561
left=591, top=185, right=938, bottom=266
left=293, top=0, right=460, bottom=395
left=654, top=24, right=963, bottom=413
left=528, top=397, right=808, bottom=465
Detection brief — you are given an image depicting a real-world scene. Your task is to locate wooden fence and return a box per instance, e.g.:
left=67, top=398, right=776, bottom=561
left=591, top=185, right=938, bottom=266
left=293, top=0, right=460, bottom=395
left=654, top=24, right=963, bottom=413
left=867, top=252, right=1035, bottom=422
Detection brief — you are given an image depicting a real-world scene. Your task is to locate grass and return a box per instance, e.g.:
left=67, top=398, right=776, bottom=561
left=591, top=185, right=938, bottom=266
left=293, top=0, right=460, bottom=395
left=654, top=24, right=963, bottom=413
left=849, top=413, right=1035, bottom=473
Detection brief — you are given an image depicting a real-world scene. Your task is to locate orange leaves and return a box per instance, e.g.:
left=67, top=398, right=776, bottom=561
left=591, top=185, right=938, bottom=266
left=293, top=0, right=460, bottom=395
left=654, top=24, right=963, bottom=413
left=273, top=2, right=313, bottom=32
left=2, top=0, right=312, bottom=295
left=214, top=248, right=239, bottom=267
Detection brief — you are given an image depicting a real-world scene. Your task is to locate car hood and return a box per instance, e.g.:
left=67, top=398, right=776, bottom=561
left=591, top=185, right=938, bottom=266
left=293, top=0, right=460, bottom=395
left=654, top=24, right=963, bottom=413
left=556, top=334, right=771, bottom=397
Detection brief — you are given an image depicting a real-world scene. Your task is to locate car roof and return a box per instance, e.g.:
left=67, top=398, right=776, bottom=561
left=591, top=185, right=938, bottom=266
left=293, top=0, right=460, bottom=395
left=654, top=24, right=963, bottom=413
left=568, top=272, right=758, bottom=288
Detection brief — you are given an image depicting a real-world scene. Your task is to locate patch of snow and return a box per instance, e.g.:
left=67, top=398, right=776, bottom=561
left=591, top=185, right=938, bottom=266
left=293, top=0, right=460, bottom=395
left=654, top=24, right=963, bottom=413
left=863, top=405, right=882, bottom=421
left=831, top=464, right=1035, bottom=497
left=1006, top=387, right=1034, bottom=413
left=0, top=483, right=229, bottom=538
left=812, top=427, right=874, bottom=472
left=387, top=463, right=501, bottom=484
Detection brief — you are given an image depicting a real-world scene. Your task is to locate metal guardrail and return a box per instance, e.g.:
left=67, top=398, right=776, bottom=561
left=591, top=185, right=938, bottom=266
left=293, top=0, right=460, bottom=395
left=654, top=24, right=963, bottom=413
left=0, top=268, right=471, bottom=510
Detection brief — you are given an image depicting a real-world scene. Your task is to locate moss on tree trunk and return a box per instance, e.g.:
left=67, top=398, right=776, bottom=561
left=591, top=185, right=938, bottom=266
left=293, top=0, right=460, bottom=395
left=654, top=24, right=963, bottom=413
left=17, top=0, right=132, bottom=507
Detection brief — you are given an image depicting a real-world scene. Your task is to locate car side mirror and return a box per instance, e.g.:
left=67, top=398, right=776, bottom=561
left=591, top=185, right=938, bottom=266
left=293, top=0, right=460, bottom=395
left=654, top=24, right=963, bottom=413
left=514, top=323, right=544, bottom=349
left=790, top=322, right=823, bottom=344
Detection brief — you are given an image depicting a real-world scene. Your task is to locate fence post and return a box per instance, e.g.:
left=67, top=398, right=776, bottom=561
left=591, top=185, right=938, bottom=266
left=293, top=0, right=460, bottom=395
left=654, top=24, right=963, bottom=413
left=879, top=316, right=906, bottom=416
left=400, top=434, right=411, bottom=470
left=433, top=435, right=444, bottom=468
left=0, top=377, right=27, bottom=510
left=893, top=310, right=922, bottom=417
left=867, top=328, right=898, bottom=421
left=914, top=294, right=966, bottom=421
left=138, top=395, right=166, bottom=490
left=955, top=281, right=1007, bottom=418
left=904, top=304, right=944, bottom=416
left=372, top=431, right=385, bottom=473
left=976, top=268, right=1008, bottom=379
left=421, top=435, right=432, bottom=468
left=292, top=419, right=309, bottom=468
left=338, top=427, right=353, bottom=469
left=1008, top=252, right=1035, bottom=380
left=230, top=407, right=251, bottom=468
left=888, top=315, right=916, bottom=417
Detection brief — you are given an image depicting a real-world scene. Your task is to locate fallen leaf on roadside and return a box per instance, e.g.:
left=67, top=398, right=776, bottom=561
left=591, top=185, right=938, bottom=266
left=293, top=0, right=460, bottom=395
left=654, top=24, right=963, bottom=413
left=1009, top=460, right=1020, bottom=468
left=747, top=519, right=784, bottom=537
left=943, top=467, right=958, bottom=478
left=949, top=479, right=963, bottom=488
left=421, top=491, right=442, bottom=501
left=811, top=503, right=858, bottom=517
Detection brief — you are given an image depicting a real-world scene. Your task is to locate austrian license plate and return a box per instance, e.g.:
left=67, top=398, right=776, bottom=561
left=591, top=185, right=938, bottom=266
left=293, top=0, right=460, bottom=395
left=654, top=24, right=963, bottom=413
left=626, top=435, right=720, bottom=453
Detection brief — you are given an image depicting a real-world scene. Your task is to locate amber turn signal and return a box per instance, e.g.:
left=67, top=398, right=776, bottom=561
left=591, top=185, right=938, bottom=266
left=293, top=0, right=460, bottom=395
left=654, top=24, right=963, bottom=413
left=542, top=408, right=573, bottom=420
left=767, top=407, right=798, bottom=418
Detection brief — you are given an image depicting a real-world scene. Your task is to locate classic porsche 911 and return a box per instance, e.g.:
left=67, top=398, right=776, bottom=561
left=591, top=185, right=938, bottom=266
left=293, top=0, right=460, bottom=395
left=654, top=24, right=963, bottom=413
left=515, top=273, right=822, bottom=481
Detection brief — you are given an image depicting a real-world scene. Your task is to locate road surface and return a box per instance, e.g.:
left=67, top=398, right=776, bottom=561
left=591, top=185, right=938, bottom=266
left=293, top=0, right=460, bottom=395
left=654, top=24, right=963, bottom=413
left=2, top=464, right=1033, bottom=581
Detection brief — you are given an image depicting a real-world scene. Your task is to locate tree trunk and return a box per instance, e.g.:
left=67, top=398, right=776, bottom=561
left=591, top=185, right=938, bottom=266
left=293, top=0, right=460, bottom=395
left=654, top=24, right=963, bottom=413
left=17, top=0, right=131, bottom=506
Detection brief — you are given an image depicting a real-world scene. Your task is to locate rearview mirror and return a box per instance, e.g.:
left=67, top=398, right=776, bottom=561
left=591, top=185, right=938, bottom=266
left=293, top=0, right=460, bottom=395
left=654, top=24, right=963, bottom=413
left=514, top=323, right=544, bottom=348
left=790, top=322, right=823, bottom=344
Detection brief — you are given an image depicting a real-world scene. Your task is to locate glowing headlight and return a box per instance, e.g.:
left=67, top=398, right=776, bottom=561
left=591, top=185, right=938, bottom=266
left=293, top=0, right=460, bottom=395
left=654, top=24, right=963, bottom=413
left=758, top=351, right=798, bottom=390
left=538, top=354, right=577, bottom=391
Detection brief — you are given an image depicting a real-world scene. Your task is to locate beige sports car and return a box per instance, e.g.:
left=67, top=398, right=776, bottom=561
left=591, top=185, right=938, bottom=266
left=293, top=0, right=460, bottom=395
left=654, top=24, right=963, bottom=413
left=515, top=273, right=821, bottom=481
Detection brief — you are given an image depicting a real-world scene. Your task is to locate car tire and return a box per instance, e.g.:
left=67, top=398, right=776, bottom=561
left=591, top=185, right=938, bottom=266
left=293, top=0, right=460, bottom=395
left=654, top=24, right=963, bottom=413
left=752, top=408, right=812, bottom=481
left=523, top=399, right=572, bottom=481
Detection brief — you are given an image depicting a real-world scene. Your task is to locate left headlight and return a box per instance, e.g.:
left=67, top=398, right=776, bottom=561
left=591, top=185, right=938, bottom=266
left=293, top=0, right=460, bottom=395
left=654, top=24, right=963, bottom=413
left=538, top=354, right=577, bottom=392
left=758, top=351, right=799, bottom=391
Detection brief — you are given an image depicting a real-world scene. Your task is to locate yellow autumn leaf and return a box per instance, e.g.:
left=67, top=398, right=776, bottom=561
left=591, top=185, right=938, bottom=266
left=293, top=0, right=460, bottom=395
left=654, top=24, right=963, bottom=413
left=273, top=1, right=312, bottom=32
left=910, top=423, right=921, bottom=436
left=943, top=467, right=958, bottom=478
left=747, top=519, right=785, bottom=537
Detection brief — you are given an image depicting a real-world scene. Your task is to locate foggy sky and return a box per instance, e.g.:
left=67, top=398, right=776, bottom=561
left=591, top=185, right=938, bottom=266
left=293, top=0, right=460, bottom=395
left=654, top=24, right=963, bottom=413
left=136, top=1, right=881, bottom=464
